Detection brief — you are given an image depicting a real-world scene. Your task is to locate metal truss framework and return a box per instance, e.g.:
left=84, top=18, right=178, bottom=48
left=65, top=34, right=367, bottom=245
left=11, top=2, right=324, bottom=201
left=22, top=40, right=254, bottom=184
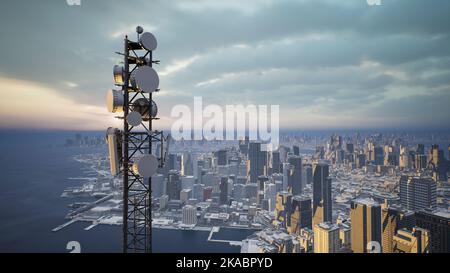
left=118, top=36, right=165, bottom=253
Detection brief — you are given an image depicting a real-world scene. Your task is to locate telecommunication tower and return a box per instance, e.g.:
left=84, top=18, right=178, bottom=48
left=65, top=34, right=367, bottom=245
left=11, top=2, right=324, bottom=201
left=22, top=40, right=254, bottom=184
left=106, top=26, right=168, bottom=253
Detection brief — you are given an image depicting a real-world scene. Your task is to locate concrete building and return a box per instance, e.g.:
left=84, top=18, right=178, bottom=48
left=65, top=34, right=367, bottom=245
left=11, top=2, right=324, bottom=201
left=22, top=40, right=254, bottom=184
left=350, top=198, right=381, bottom=253
left=314, top=222, right=341, bottom=253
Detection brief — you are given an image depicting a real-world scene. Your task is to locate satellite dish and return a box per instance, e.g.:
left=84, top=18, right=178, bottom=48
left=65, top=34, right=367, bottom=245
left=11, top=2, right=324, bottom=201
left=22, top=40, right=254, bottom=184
left=133, top=154, right=159, bottom=178
left=106, top=89, right=124, bottom=113
left=126, top=111, right=142, bottom=126
left=133, top=65, right=159, bottom=92
left=139, top=32, right=157, bottom=51
left=113, top=65, right=125, bottom=85
left=136, top=26, right=144, bottom=35
left=131, top=98, right=158, bottom=119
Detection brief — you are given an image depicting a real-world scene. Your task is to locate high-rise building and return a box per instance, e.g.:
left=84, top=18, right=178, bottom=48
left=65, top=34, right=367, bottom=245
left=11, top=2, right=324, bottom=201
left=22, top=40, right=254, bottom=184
left=182, top=205, right=197, bottom=225
left=293, top=145, right=300, bottom=156
left=428, top=144, right=448, bottom=181
left=289, top=196, right=312, bottom=234
left=167, top=170, right=181, bottom=200
left=248, top=142, right=267, bottom=183
left=399, top=175, right=437, bottom=211
left=415, top=210, right=450, bottom=253
left=392, top=227, right=429, bottom=253
left=312, top=162, right=332, bottom=227
left=151, top=174, right=164, bottom=198
left=374, top=146, right=384, bottom=165
left=272, top=151, right=281, bottom=174
left=287, top=156, right=302, bottom=195
left=180, top=189, right=192, bottom=204
left=216, top=149, right=227, bottom=166
left=313, top=222, right=341, bottom=253
left=399, top=145, right=409, bottom=169
left=274, top=191, right=292, bottom=229
left=181, top=152, right=193, bottom=176
left=350, top=198, right=381, bottom=253
left=381, top=202, right=415, bottom=253
left=219, top=176, right=228, bottom=205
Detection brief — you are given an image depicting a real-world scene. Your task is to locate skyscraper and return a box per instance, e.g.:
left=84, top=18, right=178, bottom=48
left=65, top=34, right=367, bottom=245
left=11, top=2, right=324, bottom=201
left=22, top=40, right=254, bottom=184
left=216, top=149, right=227, bottom=166
left=287, top=156, right=302, bottom=195
left=182, top=205, right=197, bottom=225
left=350, top=198, right=381, bottom=253
left=399, top=175, right=437, bottom=211
left=219, top=176, right=228, bottom=205
left=271, top=150, right=281, bottom=174
left=248, top=142, right=267, bottom=183
left=381, top=202, right=415, bottom=253
left=167, top=170, right=181, bottom=200
left=313, top=222, right=341, bottom=253
left=275, top=191, right=292, bottom=229
left=290, top=196, right=312, bottom=234
left=312, top=161, right=332, bottom=227
left=415, top=210, right=450, bottom=253
left=392, top=227, right=429, bottom=253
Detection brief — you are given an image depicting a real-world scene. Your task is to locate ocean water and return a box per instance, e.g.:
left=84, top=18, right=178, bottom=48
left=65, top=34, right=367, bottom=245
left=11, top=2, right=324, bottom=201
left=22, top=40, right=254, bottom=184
left=0, top=131, right=250, bottom=253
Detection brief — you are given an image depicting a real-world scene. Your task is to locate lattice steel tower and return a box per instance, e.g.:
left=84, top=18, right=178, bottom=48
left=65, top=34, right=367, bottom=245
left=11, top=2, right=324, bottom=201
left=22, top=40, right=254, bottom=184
left=106, top=26, right=167, bottom=253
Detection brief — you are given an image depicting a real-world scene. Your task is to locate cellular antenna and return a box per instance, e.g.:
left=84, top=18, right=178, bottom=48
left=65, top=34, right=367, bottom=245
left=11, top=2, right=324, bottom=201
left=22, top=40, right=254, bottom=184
left=106, top=27, right=167, bottom=253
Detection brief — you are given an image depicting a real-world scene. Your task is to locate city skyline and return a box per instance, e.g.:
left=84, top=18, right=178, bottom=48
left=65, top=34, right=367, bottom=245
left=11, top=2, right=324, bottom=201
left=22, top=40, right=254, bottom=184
left=1, top=0, right=450, bottom=130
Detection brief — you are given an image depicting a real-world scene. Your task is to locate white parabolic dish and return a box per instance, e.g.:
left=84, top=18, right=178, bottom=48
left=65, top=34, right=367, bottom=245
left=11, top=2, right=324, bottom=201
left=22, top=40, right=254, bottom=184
left=139, top=32, right=157, bottom=51
left=133, top=154, right=159, bottom=178
left=134, top=65, right=159, bottom=93
left=106, top=89, right=124, bottom=113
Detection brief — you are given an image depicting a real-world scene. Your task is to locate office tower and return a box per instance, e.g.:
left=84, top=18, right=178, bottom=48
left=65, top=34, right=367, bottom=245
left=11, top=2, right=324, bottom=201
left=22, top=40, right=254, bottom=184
left=287, top=156, right=302, bottom=195
left=272, top=151, right=281, bottom=174
left=339, top=225, right=351, bottom=250
left=366, top=141, right=375, bottom=161
left=203, top=186, right=213, bottom=201
left=264, top=182, right=277, bottom=211
left=159, top=195, right=169, bottom=210
left=303, top=163, right=312, bottom=184
left=167, top=170, right=181, bottom=200
left=182, top=205, right=197, bottom=225
left=257, top=175, right=269, bottom=191
left=415, top=210, right=450, bottom=253
left=399, top=145, right=409, bottom=169
left=168, top=153, right=178, bottom=170
left=192, top=183, right=204, bottom=201
left=275, top=191, right=292, bottom=229
left=346, top=143, right=354, bottom=154
left=181, top=175, right=195, bottom=190
left=381, top=202, right=415, bottom=253
left=216, top=149, right=227, bottom=166
left=314, top=222, right=341, bottom=253
left=180, top=189, right=192, bottom=204
left=416, top=144, right=425, bottom=155
left=233, top=184, right=245, bottom=200
left=392, top=227, right=429, bottom=253
left=248, top=142, right=267, bottom=183
left=219, top=176, right=228, bottom=205
left=428, top=144, right=448, bottom=181
left=399, top=175, right=437, bottom=211
left=293, top=145, right=300, bottom=156
left=356, top=153, right=366, bottom=169
left=181, top=152, right=193, bottom=176
left=312, top=162, right=332, bottom=227
left=415, top=154, right=428, bottom=170
left=290, top=196, right=312, bottom=234
left=239, top=136, right=249, bottom=155
left=151, top=174, right=164, bottom=198
left=282, top=162, right=290, bottom=191
left=245, top=183, right=259, bottom=200
left=350, top=198, right=381, bottom=253
left=374, top=146, right=384, bottom=165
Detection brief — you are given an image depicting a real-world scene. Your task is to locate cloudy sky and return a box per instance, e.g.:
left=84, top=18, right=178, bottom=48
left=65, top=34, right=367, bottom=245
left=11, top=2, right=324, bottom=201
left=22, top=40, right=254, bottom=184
left=0, top=0, right=449, bottom=130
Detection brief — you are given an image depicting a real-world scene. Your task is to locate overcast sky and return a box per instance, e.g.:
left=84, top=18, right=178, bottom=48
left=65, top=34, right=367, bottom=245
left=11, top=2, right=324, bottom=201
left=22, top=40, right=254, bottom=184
left=0, top=0, right=449, bottom=130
